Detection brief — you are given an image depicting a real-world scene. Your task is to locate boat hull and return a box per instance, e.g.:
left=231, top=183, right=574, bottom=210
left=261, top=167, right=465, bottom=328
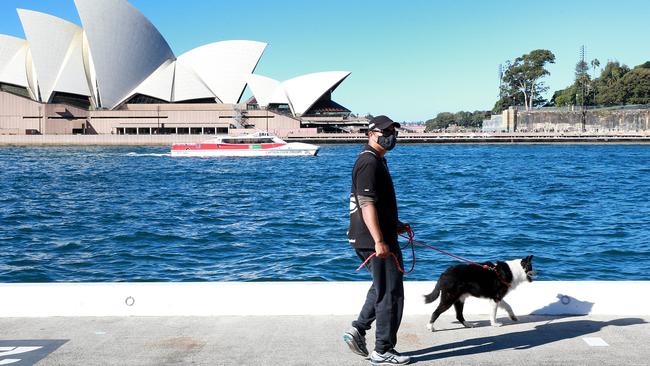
left=171, top=142, right=319, bottom=157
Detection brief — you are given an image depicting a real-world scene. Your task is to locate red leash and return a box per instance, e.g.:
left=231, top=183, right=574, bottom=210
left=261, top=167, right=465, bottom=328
left=355, top=227, right=509, bottom=286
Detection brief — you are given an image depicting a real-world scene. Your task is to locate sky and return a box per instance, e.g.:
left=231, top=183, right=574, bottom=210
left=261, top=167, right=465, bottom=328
left=1, top=0, right=650, bottom=122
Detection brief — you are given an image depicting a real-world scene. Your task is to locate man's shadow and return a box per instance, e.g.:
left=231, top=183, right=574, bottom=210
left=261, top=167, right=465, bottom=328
left=531, top=294, right=595, bottom=315
left=406, top=294, right=647, bottom=362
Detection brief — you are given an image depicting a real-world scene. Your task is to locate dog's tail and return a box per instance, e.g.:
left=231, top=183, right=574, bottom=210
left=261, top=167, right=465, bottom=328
left=423, top=281, right=441, bottom=304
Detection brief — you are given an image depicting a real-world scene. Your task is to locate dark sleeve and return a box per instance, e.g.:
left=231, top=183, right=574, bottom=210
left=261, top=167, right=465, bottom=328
left=353, top=157, right=378, bottom=198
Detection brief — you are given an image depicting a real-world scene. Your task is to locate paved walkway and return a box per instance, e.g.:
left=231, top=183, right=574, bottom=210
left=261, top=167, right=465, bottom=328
left=1, top=314, right=648, bottom=365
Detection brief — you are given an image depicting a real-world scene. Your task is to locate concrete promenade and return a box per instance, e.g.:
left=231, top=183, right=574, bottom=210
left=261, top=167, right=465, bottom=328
left=2, top=314, right=648, bottom=365
left=1, top=281, right=649, bottom=365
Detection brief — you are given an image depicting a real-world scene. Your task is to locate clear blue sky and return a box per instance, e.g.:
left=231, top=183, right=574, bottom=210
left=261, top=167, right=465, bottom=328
left=2, top=0, right=650, bottom=121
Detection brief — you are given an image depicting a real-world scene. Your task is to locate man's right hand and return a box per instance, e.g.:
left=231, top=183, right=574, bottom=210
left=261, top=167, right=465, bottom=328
left=374, top=240, right=390, bottom=258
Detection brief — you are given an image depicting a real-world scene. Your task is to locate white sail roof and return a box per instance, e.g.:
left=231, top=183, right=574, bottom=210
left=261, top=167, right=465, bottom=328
left=123, top=60, right=175, bottom=103
left=25, top=48, right=39, bottom=99
left=282, top=71, right=350, bottom=116
left=0, top=35, right=29, bottom=89
left=177, top=40, right=266, bottom=104
left=74, top=0, right=175, bottom=109
left=57, top=31, right=92, bottom=98
left=81, top=31, right=99, bottom=107
left=172, top=61, right=216, bottom=102
left=246, top=74, right=287, bottom=107
left=17, top=9, right=90, bottom=102
left=247, top=71, right=350, bottom=116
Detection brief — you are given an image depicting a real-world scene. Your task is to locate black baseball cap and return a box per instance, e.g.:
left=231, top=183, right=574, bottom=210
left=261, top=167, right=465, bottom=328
left=368, top=115, right=401, bottom=131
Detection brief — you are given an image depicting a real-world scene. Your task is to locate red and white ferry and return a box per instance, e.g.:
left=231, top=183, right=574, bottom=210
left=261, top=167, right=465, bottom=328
left=171, top=131, right=320, bottom=157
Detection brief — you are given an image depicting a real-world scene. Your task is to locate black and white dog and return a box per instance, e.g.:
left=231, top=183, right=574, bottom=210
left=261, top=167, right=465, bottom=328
left=424, top=255, right=534, bottom=331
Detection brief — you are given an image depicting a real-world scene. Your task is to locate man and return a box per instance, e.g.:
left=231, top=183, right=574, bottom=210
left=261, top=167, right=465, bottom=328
left=343, top=115, right=410, bottom=365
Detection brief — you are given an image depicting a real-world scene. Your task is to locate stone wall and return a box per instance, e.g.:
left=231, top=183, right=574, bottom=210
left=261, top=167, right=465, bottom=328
left=587, top=110, right=650, bottom=131
left=515, top=108, right=650, bottom=132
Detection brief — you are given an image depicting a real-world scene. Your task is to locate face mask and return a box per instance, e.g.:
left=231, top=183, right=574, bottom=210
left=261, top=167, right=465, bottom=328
left=377, top=134, right=397, bottom=151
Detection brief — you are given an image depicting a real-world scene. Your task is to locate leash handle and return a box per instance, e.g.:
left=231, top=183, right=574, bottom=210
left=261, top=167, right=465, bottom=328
left=354, top=252, right=411, bottom=274
left=355, top=252, right=376, bottom=272
left=355, top=225, right=416, bottom=274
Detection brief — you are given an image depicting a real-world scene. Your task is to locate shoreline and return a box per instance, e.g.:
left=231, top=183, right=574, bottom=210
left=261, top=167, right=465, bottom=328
left=1, top=132, right=650, bottom=146
left=288, top=132, right=650, bottom=144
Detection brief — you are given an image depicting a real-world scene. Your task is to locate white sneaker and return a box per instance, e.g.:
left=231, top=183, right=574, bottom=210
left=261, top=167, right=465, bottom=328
left=369, top=349, right=411, bottom=365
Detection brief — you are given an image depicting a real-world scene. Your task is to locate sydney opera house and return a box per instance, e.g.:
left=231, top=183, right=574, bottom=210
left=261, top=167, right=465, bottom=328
left=0, top=0, right=363, bottom=136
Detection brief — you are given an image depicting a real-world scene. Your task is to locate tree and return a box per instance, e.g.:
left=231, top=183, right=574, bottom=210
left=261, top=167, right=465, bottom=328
left=425, top=112, right=455, bottom=130
left=573, top=58, right=602, bottom=106
left=499, top=49, right=556, bottom=111
left=621, top=67, right=650, bottom=104
left=551, top=59, right=650, bottom=107
left=575, top=58, right=588, bottom=106
left=493, top=63, right=526, bottom=114
left=636, top=61, right=650, bottom=69
left=590, top=59, right=601, bottom=79
left=551, top=85, right=578, bottom=106
left=593, top=61, right=629, bottom=106
left=425, top=111, right=491, bottom=131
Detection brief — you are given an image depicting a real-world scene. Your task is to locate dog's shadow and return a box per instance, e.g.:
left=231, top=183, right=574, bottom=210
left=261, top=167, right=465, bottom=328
left=531, top=294, right=595, bottom=315
left=438, top=293, right=595, bottom=331
left=407, top=295, right=644, bottom=362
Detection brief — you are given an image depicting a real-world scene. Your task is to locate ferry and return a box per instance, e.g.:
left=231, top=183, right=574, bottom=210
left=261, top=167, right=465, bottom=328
left=171, top=131, right=320, bottom=157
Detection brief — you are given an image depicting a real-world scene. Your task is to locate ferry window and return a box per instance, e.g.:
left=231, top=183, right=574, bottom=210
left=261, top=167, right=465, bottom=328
left=204, top=127, right=216, bottom=135
left=138, top=128, right=151, bottom=135
left=116, top=128, right=125, bottom=135
left=191, top=128, right=202, bottom=135
left=125, top=128, right=137, bottom=135
left=216, top=127, right=228, bottom=134
left=178, top=128, right=189, bottom=135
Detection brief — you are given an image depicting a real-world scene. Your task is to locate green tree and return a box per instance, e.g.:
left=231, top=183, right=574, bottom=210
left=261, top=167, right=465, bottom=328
left=636, top=61, right=650, bottom=69
left=593, top=61, right=629, bottom=105
left=575, top=58, right=590, bottom=106
left=499, top=49, right=556, bottom=111
left=493, top=67, right=526, bottom=114
left=551, top=59, right=650, bottom=107
left=551, top=85, right=577, bottom=106
left=590, top=59, right=601, bottom=79
left=425, top=111, right=490, bottom=131
left=425, top=112, right=455, bottom=131
left=621, top=67, right=650, bottom=104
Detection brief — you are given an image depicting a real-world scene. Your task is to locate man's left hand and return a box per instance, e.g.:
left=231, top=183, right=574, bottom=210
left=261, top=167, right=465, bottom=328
left=397, top=221, right=411, bottom=235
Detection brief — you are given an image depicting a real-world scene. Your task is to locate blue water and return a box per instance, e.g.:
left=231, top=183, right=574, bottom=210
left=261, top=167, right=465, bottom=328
left=1, top=144, right=649, bottom=282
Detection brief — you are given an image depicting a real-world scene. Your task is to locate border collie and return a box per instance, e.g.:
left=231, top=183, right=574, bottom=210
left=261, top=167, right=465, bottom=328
left=424, top=255, right=534, bottom=331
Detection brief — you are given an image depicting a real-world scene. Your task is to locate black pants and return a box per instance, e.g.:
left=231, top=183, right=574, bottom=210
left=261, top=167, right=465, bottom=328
left=352, top=248, right=404, bottom=354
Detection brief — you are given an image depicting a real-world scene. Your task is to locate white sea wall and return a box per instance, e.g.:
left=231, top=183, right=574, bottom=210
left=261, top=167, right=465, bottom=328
left=0, top=281, right=648, bottom=317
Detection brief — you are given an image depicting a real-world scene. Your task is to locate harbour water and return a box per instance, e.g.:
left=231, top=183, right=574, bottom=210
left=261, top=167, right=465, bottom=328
left=1, top=144, right=649, bottom=282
